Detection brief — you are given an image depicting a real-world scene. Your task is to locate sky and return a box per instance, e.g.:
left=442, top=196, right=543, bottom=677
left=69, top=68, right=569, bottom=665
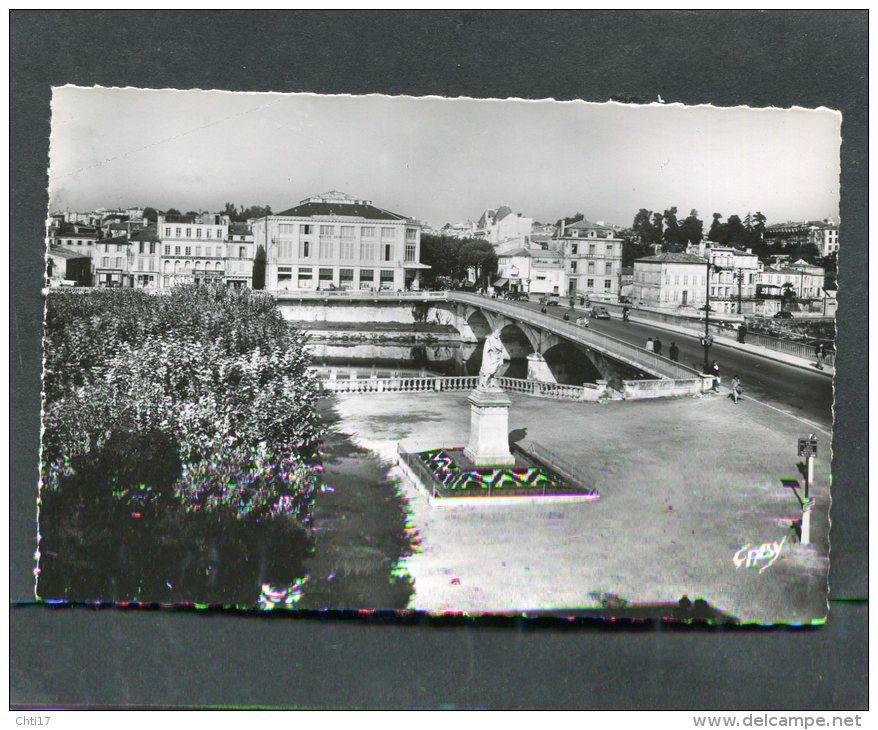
left=48, top=86, right=841, bottom=229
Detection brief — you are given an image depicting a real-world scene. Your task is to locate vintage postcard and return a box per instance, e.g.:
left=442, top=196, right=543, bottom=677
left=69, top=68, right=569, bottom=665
left=38, top=87, right=838, bottom=623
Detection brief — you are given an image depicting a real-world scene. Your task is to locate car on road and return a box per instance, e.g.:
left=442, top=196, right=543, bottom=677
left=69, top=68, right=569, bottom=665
left=589, top=306, right=611, bottom=319
left=773, top=310, right=793, bottom=319
left=507, top=291, right=530, bottom=302
left=539, top=296, right=561, bottom=306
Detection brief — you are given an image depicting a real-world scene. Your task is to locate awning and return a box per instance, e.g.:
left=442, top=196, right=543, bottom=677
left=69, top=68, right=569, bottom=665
left=492, top=278, right=509, bottom=288
left=402, top=261, right=431, bottom=269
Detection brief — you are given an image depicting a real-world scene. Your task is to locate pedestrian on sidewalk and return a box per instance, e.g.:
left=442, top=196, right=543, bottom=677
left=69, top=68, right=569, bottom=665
left=731, top=375, right=743, bottom=404
left=645, top=337, right=654, bottom=353
left=709, top=359, right=721, bottom=391
left=737, top=323, right=747, bottom=344
left=814, top=342, right=825, bottom=370
left=653, top=337, right=663, bottom=357
left=669, top=341, right=679, bottom=362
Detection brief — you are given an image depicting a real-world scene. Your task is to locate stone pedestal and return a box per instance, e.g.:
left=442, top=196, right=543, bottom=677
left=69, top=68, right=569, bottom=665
left=526, top=352, right=557, bottom=383
left=463, top=385, right=516, bottom=466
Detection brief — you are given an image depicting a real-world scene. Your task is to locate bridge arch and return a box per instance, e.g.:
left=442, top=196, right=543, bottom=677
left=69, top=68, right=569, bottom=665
left=542, top=341, right=604, bottom=385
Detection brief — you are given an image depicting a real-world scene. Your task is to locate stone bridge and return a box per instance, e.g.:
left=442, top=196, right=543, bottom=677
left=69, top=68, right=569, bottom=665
left=272, top=289, right=707, bottom=396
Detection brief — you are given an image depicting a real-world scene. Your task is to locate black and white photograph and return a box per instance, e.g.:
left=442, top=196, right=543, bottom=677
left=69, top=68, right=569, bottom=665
left=38, top=86, right=839, bottom=624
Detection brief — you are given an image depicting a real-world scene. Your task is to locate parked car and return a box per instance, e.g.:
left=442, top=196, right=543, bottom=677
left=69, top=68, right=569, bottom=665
left=507, top=291, right=530, bottom=301
left=773, top=310, right=794, bottom=319
left=590, top=306, right=611, bottom=319
left=539, top=296, right=561, bottom=306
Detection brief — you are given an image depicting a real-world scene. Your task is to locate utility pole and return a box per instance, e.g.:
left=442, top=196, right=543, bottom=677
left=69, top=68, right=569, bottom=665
left=737, top=268, right=744, bottom=315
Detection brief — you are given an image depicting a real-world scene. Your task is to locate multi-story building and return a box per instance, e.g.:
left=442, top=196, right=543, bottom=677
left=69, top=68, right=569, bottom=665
left=555, top=219, right=624, bottom=298
left=475, top=205, right=533, bottom=246
left=94, top=235, right=133, bottom=287
left=494, top=247, right=565, bottom=296
left=251, top=191, right=427, bottom=292
left=46, top=246, right=92, bottom=287
left=157, top=212, right=230, bottom=289
left=757, top=262, right=825, bottom=301
left=685, top=244, right=763, bottom=315
left=129, top=227, right=160, bottom=288
left=50, top=223, right=99, bottom=260
left=632, top=252, right=708, bottom=309
left=225, top=222, right=256, bottom=289
left=808, top=219, right=839, bottom=258
left=764, top=221, right=812, bottom=249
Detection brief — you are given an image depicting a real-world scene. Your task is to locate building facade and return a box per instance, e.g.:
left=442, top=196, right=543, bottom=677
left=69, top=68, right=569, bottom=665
left=494, top=247, right=565, bottom=296
left=555, top=219, right=624, bottom=298
left=251, top=191, right=427, bottom=292
left=475, top=206, right=533, bottom=246
left=157, top=212, right=230, bottom=289
left=632, top=252, right=709, bottom=309
left=225, top=222, right=256, bottom=288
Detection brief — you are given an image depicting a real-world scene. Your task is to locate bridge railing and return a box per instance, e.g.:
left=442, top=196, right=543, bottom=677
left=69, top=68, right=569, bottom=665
left=447, top=292, right=702, bottom=380
left=319, top=374, right=605, bottom=401
left=270, top=288, right=448, bottom=301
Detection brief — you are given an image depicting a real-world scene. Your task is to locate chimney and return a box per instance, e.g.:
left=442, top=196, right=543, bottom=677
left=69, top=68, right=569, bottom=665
left=560, top=220, right=566, bottom=238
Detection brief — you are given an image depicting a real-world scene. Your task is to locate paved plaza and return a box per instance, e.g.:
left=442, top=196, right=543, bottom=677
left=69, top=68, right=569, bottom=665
left=327, top=390, right=830, bottom=623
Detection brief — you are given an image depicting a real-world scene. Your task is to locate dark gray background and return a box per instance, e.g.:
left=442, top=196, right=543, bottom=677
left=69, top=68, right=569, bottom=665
left=10, top=10, right=868, bottom=709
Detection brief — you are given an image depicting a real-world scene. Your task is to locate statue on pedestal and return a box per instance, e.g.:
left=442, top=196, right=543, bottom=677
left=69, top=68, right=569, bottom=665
left=478, top=330, right=505, bottom=388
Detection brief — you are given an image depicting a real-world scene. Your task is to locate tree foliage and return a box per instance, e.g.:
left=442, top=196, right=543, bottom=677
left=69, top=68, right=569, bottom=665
left=39, top=285, right=323, bottom=602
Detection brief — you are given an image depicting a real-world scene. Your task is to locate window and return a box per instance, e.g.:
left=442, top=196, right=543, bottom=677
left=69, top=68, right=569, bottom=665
left=216, top=228, right=222, bottom=238
left=319, top=226, right=334, bottom=258
left=339, top=268, right=354, bottom=288
left=116, top=257, right=123, bottom=268
left=195, top=246, right=201, bottom=256
left=174, top=246, right=181, bottom=256
left=206, top=229, right=212, bottom=238
left=379, top=269, right=395, bottom=289
left=606, top=243, right=614, bottom=254
left=675, top=275, right=680, bottom=285
left=589, top=244, right=595, bottom=255
left=278, top=224, right=295, bottom=235
left=175, top=228, right=181, bottom=237
left=186, top=228, right=191, bottom=237
left=404, top=243, right=416, bottom=262
left=586, top=278, right=594, bottom=289
left=196, top=229, right=202, bottom=238
left=605, top=262, right=612, bottom=275
left=301, top=224, right=312, bottom=235
left=298, top=267, right=313, bottom=286
left=205, top=247, right=212, bottom=258
left=383, top=243, right=393, bottom=262
left=381, top=227, right=395, bottom=239
left=570, top=261, right=577, bottom=273
left=406, top=229, right=417, bottom=241
left=571, top=243, right=578, bottom=254
left=102, top=256, right=109, bottom=267
left=164, top=227, right=171, bottom=236
left=604, top=279, right=612, bottom=290
left=185, top=246, right=192, bottom=256
left=359, top=269, right=374, bottom=289
left=164, top=245, right=171, bottom=255
left=278, top=240, right=293, bottom=259
left=319, top=268, right=334, bottom=285
left=278, top=266, right=293, bottom=283
left=299, top=240, right=310, bottom=258
left=361, top=227, right=375, bottom=238
left=587, top=261, right=595, bottom=274
left=340, top=227, right=355, bottom=259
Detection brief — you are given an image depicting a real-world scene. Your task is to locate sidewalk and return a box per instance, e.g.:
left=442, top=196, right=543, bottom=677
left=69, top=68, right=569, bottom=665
left=567, top=303, right=835, bottom=377
left=331, top=390, right=831, bottom=623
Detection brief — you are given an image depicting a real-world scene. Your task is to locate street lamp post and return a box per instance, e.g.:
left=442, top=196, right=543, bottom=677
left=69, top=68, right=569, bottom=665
left=702, top=260, right=713, bottom=372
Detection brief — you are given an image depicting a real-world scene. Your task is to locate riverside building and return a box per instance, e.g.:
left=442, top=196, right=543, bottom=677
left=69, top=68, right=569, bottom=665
left=251, top=191, right=427, bottom=291
left=157, top=212, right=230, bottom=289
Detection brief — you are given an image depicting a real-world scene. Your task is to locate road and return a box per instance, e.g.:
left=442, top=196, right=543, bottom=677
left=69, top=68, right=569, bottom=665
left=511, top=300, right=834, bottom=434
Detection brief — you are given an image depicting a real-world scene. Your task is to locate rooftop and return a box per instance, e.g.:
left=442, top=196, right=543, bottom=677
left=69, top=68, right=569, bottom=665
left=636, top=252, right=708, bottom=265
left=277, top=191, right=407, bottom=221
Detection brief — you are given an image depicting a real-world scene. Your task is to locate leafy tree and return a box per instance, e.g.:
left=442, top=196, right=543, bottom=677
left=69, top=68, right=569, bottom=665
left=39, top=286, right=323, bottom=602
left=618, top=227, right=655, bottom=267
left=662, top=207, right=679, bottom=248
left=459, top=240, right=498, bottom=288
left=165, top=208, right=181, bottom=217
left=708, top=213, right=724, bottom=243
left=420, top=234, right=463, bottom=283
left=725, top=215, right=745, bottom=248
left=143, top=207, right=158, bottom=225
left=680, top=209, right=704, bottom=246
left=252, top=244, right=267, bottom=289
left=555, top=212, right=585, bottom=229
